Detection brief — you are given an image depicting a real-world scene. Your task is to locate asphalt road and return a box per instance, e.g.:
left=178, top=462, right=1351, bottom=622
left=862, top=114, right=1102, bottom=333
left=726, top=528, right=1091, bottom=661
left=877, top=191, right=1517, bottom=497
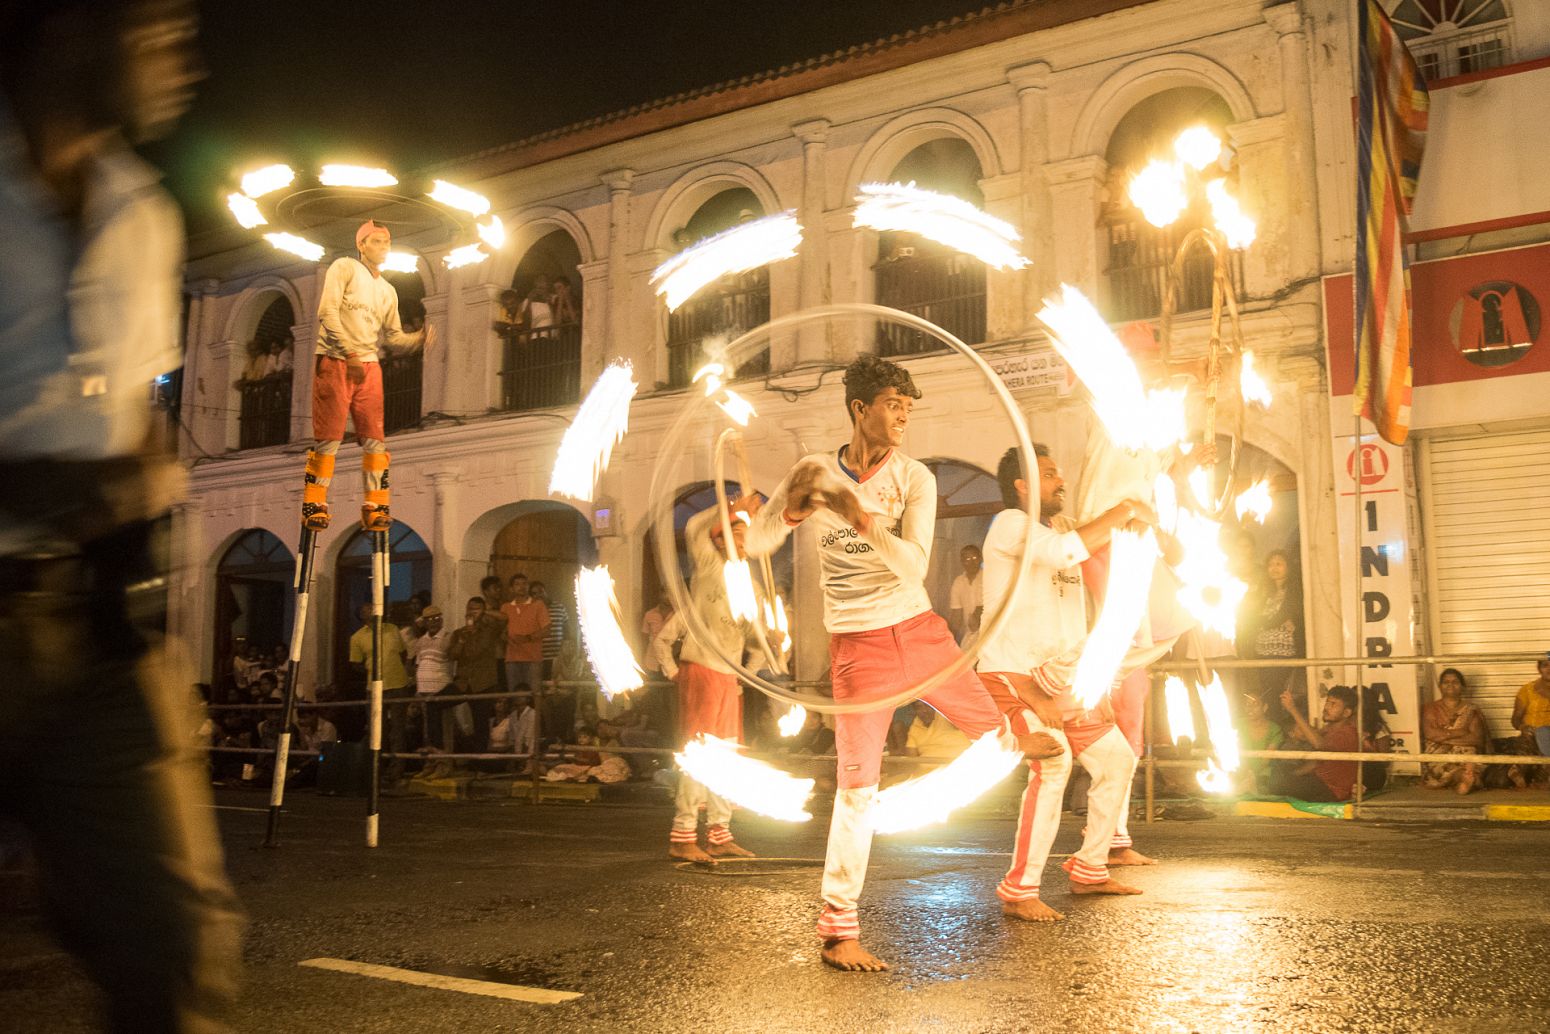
left=5, top=790, right=1550, bottom=1033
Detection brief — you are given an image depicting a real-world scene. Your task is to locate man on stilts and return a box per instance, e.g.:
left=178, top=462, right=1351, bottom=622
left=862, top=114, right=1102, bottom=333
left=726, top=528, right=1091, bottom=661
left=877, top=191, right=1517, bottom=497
left=653, top=500, right=765, bottom=863
left=979, top=445, right=1160, bottom=919
left=745, top=354, right=1062, bottom=972
left=300, top=219, right=433, bottom=533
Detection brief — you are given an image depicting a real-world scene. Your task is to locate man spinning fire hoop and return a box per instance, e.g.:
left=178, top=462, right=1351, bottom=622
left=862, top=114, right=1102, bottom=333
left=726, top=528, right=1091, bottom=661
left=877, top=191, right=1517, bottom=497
left=299, top=219, right=434, bottom=532
left=744, top=354, right=1062, bottom=973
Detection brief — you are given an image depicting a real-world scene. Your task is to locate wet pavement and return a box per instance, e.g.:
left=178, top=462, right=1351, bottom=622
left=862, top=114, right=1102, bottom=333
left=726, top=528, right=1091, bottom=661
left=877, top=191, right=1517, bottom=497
left=4, top=790, right=1550, bottom=1033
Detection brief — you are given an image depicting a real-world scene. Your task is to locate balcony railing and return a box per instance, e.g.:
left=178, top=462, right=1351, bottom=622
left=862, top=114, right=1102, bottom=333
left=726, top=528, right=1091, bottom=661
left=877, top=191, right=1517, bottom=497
left=666, top=269, right=770, bottom=388
left=502, top=323, right=582, bottom=412
left=381, top=350, right=423, bottom=434
left=1411, top=24, right=1510, bottom=81
left=1105, top=216, right=1245, bottom=324
left=238, top=372, right=292, bottom=450
left=873, top=246, right=986, bottom=357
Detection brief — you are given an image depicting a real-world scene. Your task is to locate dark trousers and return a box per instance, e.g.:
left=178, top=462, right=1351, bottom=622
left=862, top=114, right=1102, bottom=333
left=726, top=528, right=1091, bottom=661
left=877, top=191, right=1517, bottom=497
left=0, top=588, right=243, bottom=1032
left=1268, top=769, right=1338, bottom=802
left=541, top=686, right=577, bottom=749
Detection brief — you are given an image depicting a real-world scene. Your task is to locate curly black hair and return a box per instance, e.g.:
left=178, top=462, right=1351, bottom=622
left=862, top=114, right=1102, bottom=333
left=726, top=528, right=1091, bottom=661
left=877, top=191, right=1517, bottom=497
left=843, top=354, right=921, bottom=422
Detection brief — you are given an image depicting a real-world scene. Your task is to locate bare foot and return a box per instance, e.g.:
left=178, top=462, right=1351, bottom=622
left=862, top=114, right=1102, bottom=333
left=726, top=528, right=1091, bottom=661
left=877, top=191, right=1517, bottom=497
left=1017, top=731, right=1065, bottom=760
left=1107, top=847, right=1156, bottom=866
left=669, top=842, right=715, bottom=863
left=706, top=841, right=755, bottom=858
left=822, top=939, right=889, bottom=972
left=1002, top=898, right=1064, bottom=922
left=1070, top=876, right=1142, bottom=895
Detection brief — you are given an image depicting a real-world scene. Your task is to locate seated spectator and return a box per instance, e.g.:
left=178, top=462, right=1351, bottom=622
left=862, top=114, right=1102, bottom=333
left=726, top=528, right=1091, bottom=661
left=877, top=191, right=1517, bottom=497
left=253, top=671, right=281, bottom=703
left=1237, top=691, right=1284, bottom=794
left=543, top=727, right=631, bottom=784
left=1271, top=686, right=1360, bottom=802
left=488, top=691, right=540, bottom=769
left=903, top=700, right=971, bottom=760
left=295, top=711, right=339, bottom=754
left=1422, top=668, right=1488, bottom=795
left=1511, top=652, right=1550, bottom=759
left=787, top=708, right=835, bottom=757
left=231, top=643, right=259, bottom=693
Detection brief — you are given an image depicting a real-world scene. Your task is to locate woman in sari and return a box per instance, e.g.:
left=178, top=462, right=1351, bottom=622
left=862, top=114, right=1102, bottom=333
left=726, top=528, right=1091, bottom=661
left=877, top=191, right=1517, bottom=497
left=1421, top=668, right=1488, bottom=794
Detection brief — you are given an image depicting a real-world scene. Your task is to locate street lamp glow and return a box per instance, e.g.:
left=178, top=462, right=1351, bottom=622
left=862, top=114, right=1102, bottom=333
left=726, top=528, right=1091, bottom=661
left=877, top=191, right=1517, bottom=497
left=428, top=179, right=491, bottom=216
left=1128, top=159, right=1188, bottom=228
left=226, top=192, right=266, bottom=229
left=1174, top=126, right=1224, bottom=171
left=263, top=232, right=324, bottom=262
left=318, top=164, right=398, bottom=188
left=240, top=163, right=295, bottom=198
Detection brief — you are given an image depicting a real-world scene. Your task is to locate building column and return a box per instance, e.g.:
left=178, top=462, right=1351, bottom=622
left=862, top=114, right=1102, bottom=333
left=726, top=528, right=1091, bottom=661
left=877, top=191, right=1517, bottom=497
left=577, top=258, right=611, bottom=383
left=1044, top=155, right=1108, bottom=299
left=1227, top=115, right=1285, bottom=300
left=980, top=172, right=1026, bottom=341
left=601, top=168, right=638, bottom=372
left=1007, top=60, right=1055, bottom=307
left=1265, top=1, right=1322, bottom=285
left=430, top=471, right=461, bottom=609
left=793, top=118, right=831, bottom=365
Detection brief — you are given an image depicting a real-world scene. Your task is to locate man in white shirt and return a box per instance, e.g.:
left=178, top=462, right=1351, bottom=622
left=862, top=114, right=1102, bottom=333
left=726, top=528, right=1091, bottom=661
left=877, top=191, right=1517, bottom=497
left=652, top=500, right=764, bottom=862
left=298, top=219, right=434, bottom=533
left=978, top=445, right=1158, bottom=921
left=745, top=354, right=1060, bottom=973
left=948, top=544, right=983, bottom=642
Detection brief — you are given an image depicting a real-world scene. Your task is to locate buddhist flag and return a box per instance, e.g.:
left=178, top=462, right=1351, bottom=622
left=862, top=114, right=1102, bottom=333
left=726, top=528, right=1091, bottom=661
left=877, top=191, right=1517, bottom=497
left=1355, top=0, right=1428, bottom=445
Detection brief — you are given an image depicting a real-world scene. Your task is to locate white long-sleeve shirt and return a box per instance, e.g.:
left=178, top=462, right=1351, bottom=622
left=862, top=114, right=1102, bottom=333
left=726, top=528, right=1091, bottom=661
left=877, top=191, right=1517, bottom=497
left=976, top=508, right=1089, bottom=676
left=653, top=506, right=756, bottom=676
left=314, top=257, right=420, bottom=362
left=745, top=447, right=934, bottom=634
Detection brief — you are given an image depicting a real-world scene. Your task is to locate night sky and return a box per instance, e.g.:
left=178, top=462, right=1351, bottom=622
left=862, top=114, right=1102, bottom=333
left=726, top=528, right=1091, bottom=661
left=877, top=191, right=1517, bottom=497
left=149, top=0, right=1000, bottom=235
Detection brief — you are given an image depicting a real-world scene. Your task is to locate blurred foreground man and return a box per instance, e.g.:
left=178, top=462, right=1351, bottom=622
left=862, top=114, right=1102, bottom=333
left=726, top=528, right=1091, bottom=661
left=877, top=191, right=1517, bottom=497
left=0, top=2, right=242, bottom=1030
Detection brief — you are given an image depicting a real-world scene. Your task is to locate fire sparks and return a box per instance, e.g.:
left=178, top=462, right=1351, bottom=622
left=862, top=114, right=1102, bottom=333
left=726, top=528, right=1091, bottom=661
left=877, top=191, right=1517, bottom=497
left=226, top=193, right=266, bottom=229
left=1235, top=478, right=1273, bottom=524
left=1036, top=285, right=1183, bottom=453
left=442, top=243, right=488, bottom=269
left=870, top=729, right=1026, bottom=834
left=1072, top=529, right=1159, bottom=710
left=651, top=212, right=802, bottom=311
left=1195, top=674, right=1241, bottom=794
left=1240, top=350, right=1273, bottom=407
left=240, top=163, right=294, bottom=198
left=380, top=252, right=419, bottom=274
left=263, top=232, right=325, bottom=262
left=1173, top=509, right=1248, bottom=641
left=1206, top=179, right=1257, bottom=249
left=715, top=388, right=756, bottom=427
left=1164, top=675, right=1197, bottom=743
left=574, top=566, right=644, bottom=701
left=851, top=182, right=1029, bottom=270
left=428, top=179, right=491, bottom=216
left=1128, top=159, right=1188, bottom=228
left=676, top=735, right=814, bottom=822
left=777, top=704, right=807, bottom=738
left=1153, top=471, right=1179, bottom=535
left=318, top=164, right=398, bottom=188
left=549, top=361, right=637, bottom=502
left=764, top=595, right=790, bottom=651
left=476, top=214, right=506, bottom=250
left=1174, top=126, right=1224, bottom=171
left=722, top=559, right=760, bottom=622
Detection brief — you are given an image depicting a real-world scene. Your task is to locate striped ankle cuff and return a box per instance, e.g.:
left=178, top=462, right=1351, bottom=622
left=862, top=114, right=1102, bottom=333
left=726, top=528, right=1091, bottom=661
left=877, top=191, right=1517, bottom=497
left=1111, top=833, right=1133, bottom=849
left=996, top=880, right=1040, bottom=903
left=1064, top=857, right=1110, bottom=884
left=707, top=824, right=733, bottom=845
left=816, top=906, right=860, bottom=942
left=669, top=828, right=698, bottom=844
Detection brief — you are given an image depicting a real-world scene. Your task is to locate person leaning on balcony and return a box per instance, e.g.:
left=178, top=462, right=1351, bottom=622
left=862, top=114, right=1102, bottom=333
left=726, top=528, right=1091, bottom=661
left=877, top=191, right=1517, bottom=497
left=551, top=275, right=579, bottom=325
left=1511, top=652, right=1550, bottom=760
left=298, top=219, right=435, bottom=533
left=1271, top=685, right=1361, bottom=803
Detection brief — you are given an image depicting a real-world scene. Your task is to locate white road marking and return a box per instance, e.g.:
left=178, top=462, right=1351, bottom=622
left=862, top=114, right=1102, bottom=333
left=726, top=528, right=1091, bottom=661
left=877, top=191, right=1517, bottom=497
left=298, top=958, right=582, bottom=1004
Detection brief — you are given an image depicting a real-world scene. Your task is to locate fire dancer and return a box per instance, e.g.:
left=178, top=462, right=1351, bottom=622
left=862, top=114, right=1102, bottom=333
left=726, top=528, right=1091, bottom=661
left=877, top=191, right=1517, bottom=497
left=979, top=445, right=1157, bottom=918
left=652, top=498, right=766, bottom=863
left=299, top=219, right=434, bottom=532
left=744, top=354, right=1062, bottom=972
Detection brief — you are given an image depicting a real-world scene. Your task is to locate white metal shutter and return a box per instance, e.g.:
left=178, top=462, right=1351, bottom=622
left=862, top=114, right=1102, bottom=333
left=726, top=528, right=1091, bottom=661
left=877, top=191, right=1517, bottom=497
left=1424, top=427, right=1550, bottom=733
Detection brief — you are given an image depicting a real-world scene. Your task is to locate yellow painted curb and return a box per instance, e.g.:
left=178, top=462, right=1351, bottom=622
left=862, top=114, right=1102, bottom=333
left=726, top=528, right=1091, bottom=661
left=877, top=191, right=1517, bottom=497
left=1483, top=804, right=1550, bottom=822
left=1233, top=800, right=1352, bottom=820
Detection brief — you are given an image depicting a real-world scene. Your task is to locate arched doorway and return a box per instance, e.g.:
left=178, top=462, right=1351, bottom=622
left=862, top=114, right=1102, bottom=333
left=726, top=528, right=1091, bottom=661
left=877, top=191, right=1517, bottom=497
left=874, top=139, right=988, bottom=356
left=665, top=188, right=771, bottom=387
left=500, top=229, right=584, bottom=412
left=921, top=459, right=1002, bottom=619
left=488, top=504, right=597, bottom=629
left=213, top=529, right=294, bottom=696
left=331, top=522, right=433, bottom=689
left=382, top=269, right=426, bottom=434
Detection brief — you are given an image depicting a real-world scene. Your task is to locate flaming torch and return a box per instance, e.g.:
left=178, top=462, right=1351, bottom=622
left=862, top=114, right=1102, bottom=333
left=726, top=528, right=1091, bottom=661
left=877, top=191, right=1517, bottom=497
left=549, top=361, right=637, bottom=502
left=574, top=566, right=644, bottom=701
left=1072, top=529, right=1160, bottom=710
left=777, top=704, right=807, bottom=738
left=651, top=213, right=802, bottom=312
left=676, top=735, right=814, bottom=822
left=869, top=729, right=1026, bottom=834
left=851, top=182, right=1029, bottom=270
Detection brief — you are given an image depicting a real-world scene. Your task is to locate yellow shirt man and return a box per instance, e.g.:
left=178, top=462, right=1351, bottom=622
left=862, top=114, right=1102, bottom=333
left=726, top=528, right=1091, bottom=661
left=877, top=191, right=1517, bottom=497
left=349, top=621, right=410, bottom=691
left=1514, top=679, right=1550, bottom=730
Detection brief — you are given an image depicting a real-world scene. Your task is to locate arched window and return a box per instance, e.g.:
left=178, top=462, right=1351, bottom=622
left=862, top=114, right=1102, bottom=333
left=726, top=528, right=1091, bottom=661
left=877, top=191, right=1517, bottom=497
left=331, top=522, right=433, bottom=688
left=499, top=229, right=584, bottom=412
left=214, top=529, right=294, bottom=693
left=1388, top=1, right=1511, bottom=80
left=238, top=296, right=295, bottom=450
left=382, top=271, right=425, bottom=434
left=873, top=139, right=988, bottom=357
left=665, top=188, right=771, bottom=388
left=1103, top=88, right=1242, bottom=323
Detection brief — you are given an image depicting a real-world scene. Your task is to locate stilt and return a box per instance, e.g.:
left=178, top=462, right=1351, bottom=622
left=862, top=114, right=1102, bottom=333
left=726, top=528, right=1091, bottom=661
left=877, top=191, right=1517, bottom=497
left=366, top=528, right=389, bottom=847
left=264, top=525, right=322, bottom=848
